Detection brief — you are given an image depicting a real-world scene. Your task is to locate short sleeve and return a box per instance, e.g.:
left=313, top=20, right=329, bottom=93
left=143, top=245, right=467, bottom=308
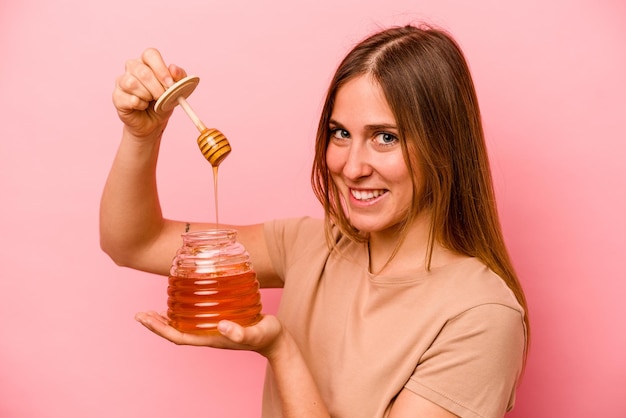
left=405, top=303, right=526, bottom=418
left=263, top=217, right=326, bottom=283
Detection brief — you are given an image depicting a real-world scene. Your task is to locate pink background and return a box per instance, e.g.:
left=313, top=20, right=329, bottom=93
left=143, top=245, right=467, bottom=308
left=1, top=0, right=625, bottom=416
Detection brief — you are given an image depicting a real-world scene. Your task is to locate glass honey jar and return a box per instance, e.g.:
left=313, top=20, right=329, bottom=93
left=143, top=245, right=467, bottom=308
left=167, top=229, right=262, bottom=334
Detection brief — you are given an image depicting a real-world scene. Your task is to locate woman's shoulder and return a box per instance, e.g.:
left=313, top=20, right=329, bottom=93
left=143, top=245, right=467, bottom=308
left=429, top=257, right=525, bottom=315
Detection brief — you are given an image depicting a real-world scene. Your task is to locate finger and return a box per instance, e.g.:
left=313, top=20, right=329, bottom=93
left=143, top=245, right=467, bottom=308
left=218, top=315, right=279, bottom=354
left=147, top=311, right=170, bottom=325
left=135, top=311, right=169, bottom=328
left=141, top=48, right=175, bottom=87
left=124, top=58, right=167, bottom=102
left=135, top=311, right=195, bottom=345
left=116, top=72, right=153, bottom=102
left=113, top=74, right=152, bottom=113
left=217, top=320, right=245, bottom=343
left=168, top=63, right=188, bottom=83
left=135, top=312, right=235, bottom=348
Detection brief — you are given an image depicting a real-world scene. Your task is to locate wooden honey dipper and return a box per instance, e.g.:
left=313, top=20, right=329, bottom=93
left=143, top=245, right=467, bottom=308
left=154, top=76, right=231, bottom=166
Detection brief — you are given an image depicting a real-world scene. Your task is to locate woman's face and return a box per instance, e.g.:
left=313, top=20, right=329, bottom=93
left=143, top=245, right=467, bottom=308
left=326, top=75, right=416, bottom=237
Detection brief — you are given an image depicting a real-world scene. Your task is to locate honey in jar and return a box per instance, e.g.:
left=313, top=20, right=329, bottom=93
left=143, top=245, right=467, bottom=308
left=167, top=229, right=262, bottom=334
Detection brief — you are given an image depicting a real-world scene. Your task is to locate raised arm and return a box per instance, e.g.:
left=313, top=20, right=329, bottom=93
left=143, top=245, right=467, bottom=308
left=100, top=48, right=280, bottom=287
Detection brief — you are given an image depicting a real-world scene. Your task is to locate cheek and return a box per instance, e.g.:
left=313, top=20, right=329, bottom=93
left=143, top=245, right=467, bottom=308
left=388, top=156, right=416, bottom=202
left=325, top=144, right=344, bottom=175
left=386, top=153, right=412, bottom=183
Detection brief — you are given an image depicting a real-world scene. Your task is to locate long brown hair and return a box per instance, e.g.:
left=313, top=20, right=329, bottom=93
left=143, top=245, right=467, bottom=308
left=311, top=24, right=529, bottom=355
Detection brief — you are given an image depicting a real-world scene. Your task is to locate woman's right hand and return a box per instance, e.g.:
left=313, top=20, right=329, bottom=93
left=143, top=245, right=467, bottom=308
left=112, top=48, right=188, bottom=139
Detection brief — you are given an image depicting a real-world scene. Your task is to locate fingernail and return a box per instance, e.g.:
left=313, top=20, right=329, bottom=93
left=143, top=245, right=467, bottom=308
left=218, top=321, right=231, bottom=334
left=164, top=76, right=174, bottom=87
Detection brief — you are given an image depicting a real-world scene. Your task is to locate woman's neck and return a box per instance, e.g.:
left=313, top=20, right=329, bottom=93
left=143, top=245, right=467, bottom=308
left=367, top=213, right=465, bottom=276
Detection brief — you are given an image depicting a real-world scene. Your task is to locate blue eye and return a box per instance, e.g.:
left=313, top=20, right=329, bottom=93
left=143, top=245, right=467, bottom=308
left=375, top=132, right=398, bottom=146
left=331, top=128, right=350, bottom=140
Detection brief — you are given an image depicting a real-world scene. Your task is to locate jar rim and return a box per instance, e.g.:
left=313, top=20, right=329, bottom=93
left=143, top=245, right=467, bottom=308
left=182, top=229, right=237, bottom=239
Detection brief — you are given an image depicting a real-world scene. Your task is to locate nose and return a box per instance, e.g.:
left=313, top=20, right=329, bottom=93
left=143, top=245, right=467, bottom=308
left=342, top=141, right=373, bottom=180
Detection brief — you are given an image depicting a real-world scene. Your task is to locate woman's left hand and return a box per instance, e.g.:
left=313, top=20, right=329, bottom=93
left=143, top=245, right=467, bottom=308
left=135, top=312, right=283, bottom=358
left=137, top=311, right=330, bottom=415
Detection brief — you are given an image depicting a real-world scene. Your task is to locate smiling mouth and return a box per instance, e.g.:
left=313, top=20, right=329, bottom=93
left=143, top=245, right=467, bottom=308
left=350, top=189, right=387, bottom=201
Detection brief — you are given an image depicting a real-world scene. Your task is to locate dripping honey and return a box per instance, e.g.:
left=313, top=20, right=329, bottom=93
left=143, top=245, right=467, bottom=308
left=212, top=165, right=219, bottom=228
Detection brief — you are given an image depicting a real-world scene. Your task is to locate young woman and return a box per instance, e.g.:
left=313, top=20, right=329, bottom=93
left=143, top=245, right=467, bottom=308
left=101, top=24, right=529, bottom=417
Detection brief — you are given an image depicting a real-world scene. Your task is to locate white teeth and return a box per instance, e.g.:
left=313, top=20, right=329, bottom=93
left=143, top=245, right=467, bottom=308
left=351, top=189, right=385, bottom=201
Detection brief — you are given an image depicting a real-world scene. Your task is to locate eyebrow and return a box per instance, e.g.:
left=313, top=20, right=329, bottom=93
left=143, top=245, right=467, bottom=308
left=329, top=119, right=398, bottom=132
